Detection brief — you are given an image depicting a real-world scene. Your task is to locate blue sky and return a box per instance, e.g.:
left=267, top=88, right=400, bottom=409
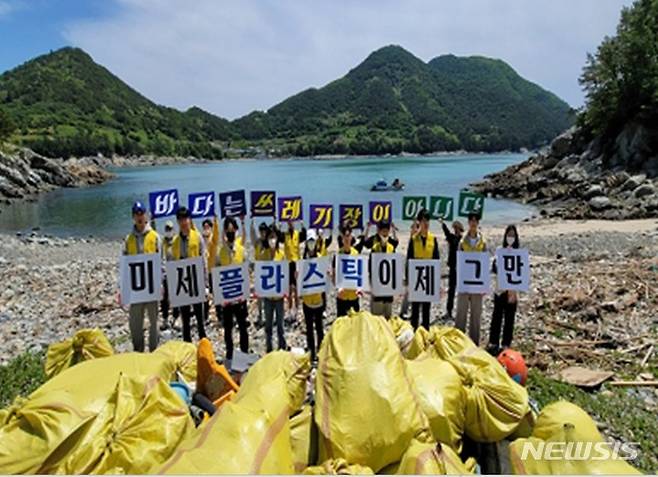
left=0, top=0, right=634, bottom=119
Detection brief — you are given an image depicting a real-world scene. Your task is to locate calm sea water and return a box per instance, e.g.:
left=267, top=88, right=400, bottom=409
left=0, top=154, right=534, bottom=239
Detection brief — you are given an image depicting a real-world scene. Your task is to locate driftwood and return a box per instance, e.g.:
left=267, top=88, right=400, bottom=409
left=610, top=381, right=658, bottom=387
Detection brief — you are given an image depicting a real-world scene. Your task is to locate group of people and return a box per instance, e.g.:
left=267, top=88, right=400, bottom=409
left=123, top=201, right=522, bottom=362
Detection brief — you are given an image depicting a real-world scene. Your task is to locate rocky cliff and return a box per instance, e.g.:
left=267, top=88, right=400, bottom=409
left=0, top=146, right=113, bottom=204
left=472, top=124, right=658, bottom=220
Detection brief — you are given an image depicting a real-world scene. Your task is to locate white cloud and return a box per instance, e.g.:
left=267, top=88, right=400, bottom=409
left=63, top=0, right=633, bottom=119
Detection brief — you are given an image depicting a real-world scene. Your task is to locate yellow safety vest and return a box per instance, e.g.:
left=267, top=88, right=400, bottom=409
left=459, top=234, right=486, bottom=252
left=284, top=230, right=300, bottom=261
left=125, top=229, right=159, bottom=255
left=338, top=247, right=359, bottom=301
left=172, top=229, right=202, bottom=260
left=372, top=238, right=395, bottom=253
left=254, top=241, right=270, bottom=261
left=317, top=238, right=328, bottom=257
left=264, top=247, right=285, bottom=262
left=218, top=242, right=245, bottom=266
left=412, top=232, right=436, bottom=259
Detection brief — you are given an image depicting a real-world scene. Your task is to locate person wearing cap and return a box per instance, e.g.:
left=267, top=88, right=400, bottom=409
left=333, top=222, right=365, bottom=317
left=160, top=219, right=180, bottom=330
left=455, top=212, right=487, bottom=344
left=407, top=209, right=440, bottom=330
left=250, top=219, right=271, bottom=326
left=362, top=219, right=399, bottom=319
left=441, top=217, right=465, bottom=320
left=283, top=220, right=306, bottom=322
left=123, top=201, right=161, bottom=352
left=300, top=229, right=326, bottom=361
left=172, top=206, right=207, bottom=342
left=212, top=216, right=249, bottom=361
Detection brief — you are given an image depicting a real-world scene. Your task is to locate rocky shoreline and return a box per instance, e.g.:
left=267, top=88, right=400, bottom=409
left=473, top=126, right=658, bottom=220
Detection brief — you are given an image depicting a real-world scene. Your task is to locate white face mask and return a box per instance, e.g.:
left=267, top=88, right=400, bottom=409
left=269, top=238, right=277, bottom=249
left=164, top=230, right=174, bottom=239
left=379, top=234, right=389, bottom=244
left=307, top=240, right=317, bottom=250
left=505, top=235, right=515, bottom=246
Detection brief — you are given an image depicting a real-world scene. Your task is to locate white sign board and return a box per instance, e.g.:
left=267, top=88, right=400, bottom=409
left=456, top=251, right=491, bottom=294
left=254, top=260, right=289, bottom=298
left=371, top=253, right=405, bottom=297
left=297, top=257, right=330, bottom=296
left=335, top=254, right=369, bottom=292
left=165, top=256, right=206, bottom=307
left=211, top=263, right=250, bottom=305
left=408, top=259, right=441, bottom=303
left=495, top=248, right=530, bottom=292
left=120, top=254, right=162, bottom=306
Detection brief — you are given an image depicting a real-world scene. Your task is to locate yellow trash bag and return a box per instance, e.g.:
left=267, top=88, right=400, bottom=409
left=509, top=423, right=642, bottom=475
left=395, top=439, right=475, bottom=475
left=303, top=458, right=374, bottom=475
left=155, top=372, right=295, bottom=475
left=405, top=358, right=466, bottom=452
left=448, top=347, right=529, bottom=442
left=39, top=375, right=194, bottom=474
left=509, top=409, right=536, bottom=440
left=0, top=391, right=95, bottom=474
left=388, top=316, right=415, bottom=355
left=45, top=328, right=114, bottom=379
left=430, top=326, right=475, bottom=360
left=291, top=405, right=318, bottom=473
left=532, top=400, right=601, bottom=441
left=314, top=311, right=431, bottom=473
left=405, top=326, right=435, bottom=360
left=154, top=340, right=197, bottom=383
left=237, top=350, right=311, bottom=414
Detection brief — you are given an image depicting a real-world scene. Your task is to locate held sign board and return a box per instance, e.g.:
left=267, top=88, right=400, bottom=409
left=278, top=196, right=303, bottom=222
left=211, top=263, right=250, bottom=304
left=166, top=256, right=206, bottom=307
left=495, top=248, right=530, bottom=292
left=254, top=260, right=290, bottom=298
left=369, top=201, right=392, bottom=225
left=309, top=204, right=333, bottom=230
left=458, top=191, right=485, bottom=218
left=370, top=253, right=405, bottom=297
left=339, top=204, right=364, bottom=230
left=250, top=191, right=276, bottom=217
left=120, top=254, right=162, bottom=306
left=402, top=196, right=427, bottom=221
left=219, top=190, right=247, bottom=218
left=188, top=191, right=215, bottom=218
left=429, top=196, right=454, bottom=221
left=149, top=189, right=179, bottom=218
left=456, top=251, right=490, bottom=294
left=407, top=259, right=441, bottom=303
left=335, top=254, right=369, bottom=292
left=297, top=257, right=330, bottom=296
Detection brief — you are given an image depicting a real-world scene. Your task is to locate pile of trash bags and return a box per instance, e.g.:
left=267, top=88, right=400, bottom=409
left=0, top=316, right=643, bottom=474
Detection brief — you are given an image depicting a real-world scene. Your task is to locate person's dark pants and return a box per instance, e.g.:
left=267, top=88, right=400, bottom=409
left=303, top=304, right=324, bottom=361
left=446, top=266, right=457, bottom=317
left=161, top=278, right=170, bottom=325
left=489, top=292, right=518, bottom=349
left=411, top=302, right=431, bottom=330
left=218, top=301, right=249, bottom=360
left=336, top=298, right=360, bottom=318
left=181, top=302, right=206, bottom=343
left=264, top=298, right=286, bottom=352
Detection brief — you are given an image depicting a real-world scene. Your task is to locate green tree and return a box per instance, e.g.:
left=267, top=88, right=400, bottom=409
left=580, top=0, right=658, bottom=136
left=0, top=108, right=15, bottom=140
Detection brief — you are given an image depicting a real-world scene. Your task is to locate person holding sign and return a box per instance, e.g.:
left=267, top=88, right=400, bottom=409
left=407, top=209, right=440, bottom=330
left=301, top=229, right=326, bottom=362
left=172, top=206, right=207, bottom=342
left=363, top=219, right=399, bottom=318
left=262, top=226, right=288, bottom=352
left=441, top=218, right=465, bottom=321
left=160, top=220, right=180, bottom=330
left=334, top=223, right=365, bottom=317
left=250, top=220, right=271, bottom=325
left=212, top=216, right=249, bottom=360
left=283, top=220, right=306, bottom=322
left=123, top=201, right=161, bottom=352
left=455, top=212, right=487, bottom=344
left=487, top=225, right=522, bottom=355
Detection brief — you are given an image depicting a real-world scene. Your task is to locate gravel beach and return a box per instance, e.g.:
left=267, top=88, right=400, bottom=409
left=1, top=219, right=656, bottom=381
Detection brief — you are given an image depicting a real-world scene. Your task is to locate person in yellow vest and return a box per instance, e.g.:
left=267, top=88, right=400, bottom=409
left=407, top=209, right=440, bottom=330
left=172, top=206, right=207, bottom=343
left=363, top=219, right=399, bottom=318
left=263, top=226, right=287, bottom=352
left=455, top=212, right=487, bottom=344
left=123, top=201, right=161, bottom=352
left=213, top=216, right=249, bottom=361
left=333, top=222, right=365, bottom=317
left=300, top=229, right=326, bottom=362
left=283, top=220, right=306, bottom=322
left=250, top=219, right=270, bottom=325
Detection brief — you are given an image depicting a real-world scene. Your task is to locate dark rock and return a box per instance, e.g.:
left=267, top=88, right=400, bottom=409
left=633, top=183, right=655, bottom=198
left=584, top=184, right=604, bottom=199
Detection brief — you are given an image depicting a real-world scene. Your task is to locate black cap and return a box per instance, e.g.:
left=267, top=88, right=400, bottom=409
left=377, top=219, right=391, bottom=229
left=176, top=207, right=191, bottom=219
left=467, top=212, right=481, bottom=221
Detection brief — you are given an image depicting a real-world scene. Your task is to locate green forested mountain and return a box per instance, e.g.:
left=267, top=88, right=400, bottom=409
left=0, top=45, right=573, bottom=158
left=233, top=46, right=574, bottom=155
left=0, top=47, right=230, bottom=158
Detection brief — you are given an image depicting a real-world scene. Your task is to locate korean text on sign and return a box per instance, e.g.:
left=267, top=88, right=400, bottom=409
left=250, top=191, right=276, bottom=217
left=120, top=254, right=162, bottom=306
left=297, top=257, right=330, bottom=296
left=456, top=251, right=490, bottom=294
left=188, top=191, right=215, bottom=218
left=339, top=204, right=364, bottom=229
left=407, top=258, right=441, bottom=303
left=335, top=254, right=369, bottom=291
left=149, top=189, right=179, bottom=218
left=219, top=190, right=247, bottom=218
left=495, top=248, right=530, bottom=292
left=278, top=196, right=303, bottom=221
left=254, top=260, right=290, bottom=298
left=211, top=263, right=249, bottom=304
left=309, top=204, right=333, bottom=229
left=370, top=253, right=404, bottom=296
left=166, top=256, right=206, bottom=307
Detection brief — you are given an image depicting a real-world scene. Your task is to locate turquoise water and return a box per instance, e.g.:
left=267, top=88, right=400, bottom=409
left=0, top=154, right=534, bottom=238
